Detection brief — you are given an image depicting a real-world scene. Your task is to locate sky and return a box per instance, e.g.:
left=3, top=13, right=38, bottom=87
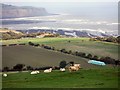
left=1, top=0, right=119, bottom=2
left=1, top=1, right=118, bottom=18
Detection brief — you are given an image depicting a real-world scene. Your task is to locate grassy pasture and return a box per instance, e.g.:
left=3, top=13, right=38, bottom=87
left=1, top=38, right=119, bottom=88
left=2, top=37, right=119, bottom=59
left=2, top=68, right=119, bottom=88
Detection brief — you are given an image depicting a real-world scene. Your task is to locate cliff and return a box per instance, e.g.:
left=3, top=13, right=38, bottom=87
left=0, top=3, right=49, bottom=18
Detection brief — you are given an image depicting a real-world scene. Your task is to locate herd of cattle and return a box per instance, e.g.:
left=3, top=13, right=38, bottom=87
left=3, top=63, right=81, bottom=77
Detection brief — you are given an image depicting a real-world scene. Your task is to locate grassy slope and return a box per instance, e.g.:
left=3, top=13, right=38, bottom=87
left=2, top=38, right=119, bottom=88
left=2, top=37, right=119, bottom=59
left=2, top=67, right=119, bottom=88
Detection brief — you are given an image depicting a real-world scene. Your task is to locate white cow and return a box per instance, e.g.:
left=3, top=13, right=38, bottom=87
left=44, top=68, right=52, bottom=73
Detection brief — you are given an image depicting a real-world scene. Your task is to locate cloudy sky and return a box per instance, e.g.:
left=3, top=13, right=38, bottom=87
left=1, top=0, right=119, bottom=2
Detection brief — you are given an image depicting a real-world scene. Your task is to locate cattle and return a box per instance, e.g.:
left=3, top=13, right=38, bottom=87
left=68, top=64, right=81, bottom=72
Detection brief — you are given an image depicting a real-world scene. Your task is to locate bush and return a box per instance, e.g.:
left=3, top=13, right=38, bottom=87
left=68, top=50, right=72, bottom=54
left=3, top=67, right=10, bottom=72
left=99, top=57, right=115, bottom=64
left=69, top=61, right=74, bottom=66
left=92, top=55, right=99, bottom=60
left=60, top=49, right=68, bottom=53
left=27, top=66, right=33, bottom=70
left=59, top=61, right=67, bottom=68
left=86, top=54, right=93, bottom=59
left=28, top=42, right=34, bottom=46
left=34, top=44, right=39, bottom=47
left=13, top=64, right=25, bottom=71
left=78, top=52, right=86, bottom=57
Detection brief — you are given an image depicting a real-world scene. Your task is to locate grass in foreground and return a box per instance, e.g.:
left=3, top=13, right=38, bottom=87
left=2, top=68, right=119, bottom=88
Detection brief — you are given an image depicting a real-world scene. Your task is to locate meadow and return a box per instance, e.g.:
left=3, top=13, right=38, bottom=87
left=2, top=37, right=119, bottom=59
left=1, top=37, right=119, bottom=88
left=2, top=67, right=119, bottom=88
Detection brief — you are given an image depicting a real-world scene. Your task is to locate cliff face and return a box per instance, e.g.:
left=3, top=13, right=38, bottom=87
left=0, top=3, right=49, bottom=18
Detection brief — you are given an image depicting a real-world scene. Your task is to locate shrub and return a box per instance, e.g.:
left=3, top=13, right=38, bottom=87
left=3, top=67, right=10, bottom=72
left=60, top=49, right=68, bottom=53
left=59, top=61, right=67, bottom=68
left=28, top=41, right=34, bottom=46
left=92, top=55, right=99, bottom=60
left=68, top=50, right=72, bottom=54
left=86, top=54, right=93, bottom=59
left=27, top=66, right=33, bottom=70
left=69, top=61, right=74, bottom=66
left=99, top=57, right=115, bottom=64
left=34, top=43, right=39, bottom=47
left=78, top=52, right=86, bottom=57
left=13, top=64, right=25, bottom=71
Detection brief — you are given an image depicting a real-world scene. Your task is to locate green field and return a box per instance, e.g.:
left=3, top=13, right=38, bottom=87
left=1, top=37, right=119, bottom=88
left=2, top=67, right=119, bottom=88
left=2, top=37, right=119, bottom=59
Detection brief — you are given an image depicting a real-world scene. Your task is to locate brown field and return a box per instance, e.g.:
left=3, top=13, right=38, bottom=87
left=2, top=45, right=99, bottom=69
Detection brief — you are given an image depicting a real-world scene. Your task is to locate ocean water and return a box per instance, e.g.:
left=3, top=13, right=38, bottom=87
left=1, top=14, right=118, bottom=35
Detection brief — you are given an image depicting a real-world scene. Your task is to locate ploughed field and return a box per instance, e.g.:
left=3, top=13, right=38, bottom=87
left=2, top=68, right=119, bottom=88
left=2, top=37, right=119, bottom=59
left=2, top=45, right=97, bottom=69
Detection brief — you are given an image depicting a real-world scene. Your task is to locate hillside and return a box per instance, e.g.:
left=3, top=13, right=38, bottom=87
left=0, top=28, right=23, bottom=40
left=0, top=3, right=49, bottom=18
left=2, top=37, right=118, bottom=60
left=2, top=68, right=119, bottom=88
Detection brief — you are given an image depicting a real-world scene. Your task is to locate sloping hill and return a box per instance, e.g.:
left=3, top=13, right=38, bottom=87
left=2, top=46, right=98, bottom=69
left=0, top=28, right=23, bottom=40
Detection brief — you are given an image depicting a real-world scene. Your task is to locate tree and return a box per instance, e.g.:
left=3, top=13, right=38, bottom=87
left=92, top=55, right=99, bottom=60
left=60, top=49, right=68, bottom=53
left=75, top=51, right=79, bottom=56
left=69, top=61, right=74, bottom=66
left=68, top=50, right=72, bottom=54
left=100, top=57, right=115, bottom=64
left=105, top=36, right=117, bottom=43
left=27, top=66, right=33, bottom=70
left=13, top=64, right=25, bottom=71
left=3, top=67, right=10, bottom=71
left=87, top=54, right=92, bottom=59
left=59, top=61, right=67, bottom=68
left=117, top=36, right=120, bottom=43
left=28, top=41, right=34, bottom=46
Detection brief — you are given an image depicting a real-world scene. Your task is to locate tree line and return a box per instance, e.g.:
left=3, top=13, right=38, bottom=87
left=90, top=36, right=120, bottom=43
left=1, top=31, right=60, bottom=40
left=28, top=42, right=120, bottom=65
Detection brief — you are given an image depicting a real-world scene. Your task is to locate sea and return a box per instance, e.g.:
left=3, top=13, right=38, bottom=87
left=1, top=2, right=119, bottom=36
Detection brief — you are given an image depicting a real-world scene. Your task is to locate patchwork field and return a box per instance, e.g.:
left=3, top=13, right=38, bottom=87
left=2, top=68, right=119, bottom=88
left=2, top=37, right=119, bottom=59
left=1, top=37, right=119, bottom=88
